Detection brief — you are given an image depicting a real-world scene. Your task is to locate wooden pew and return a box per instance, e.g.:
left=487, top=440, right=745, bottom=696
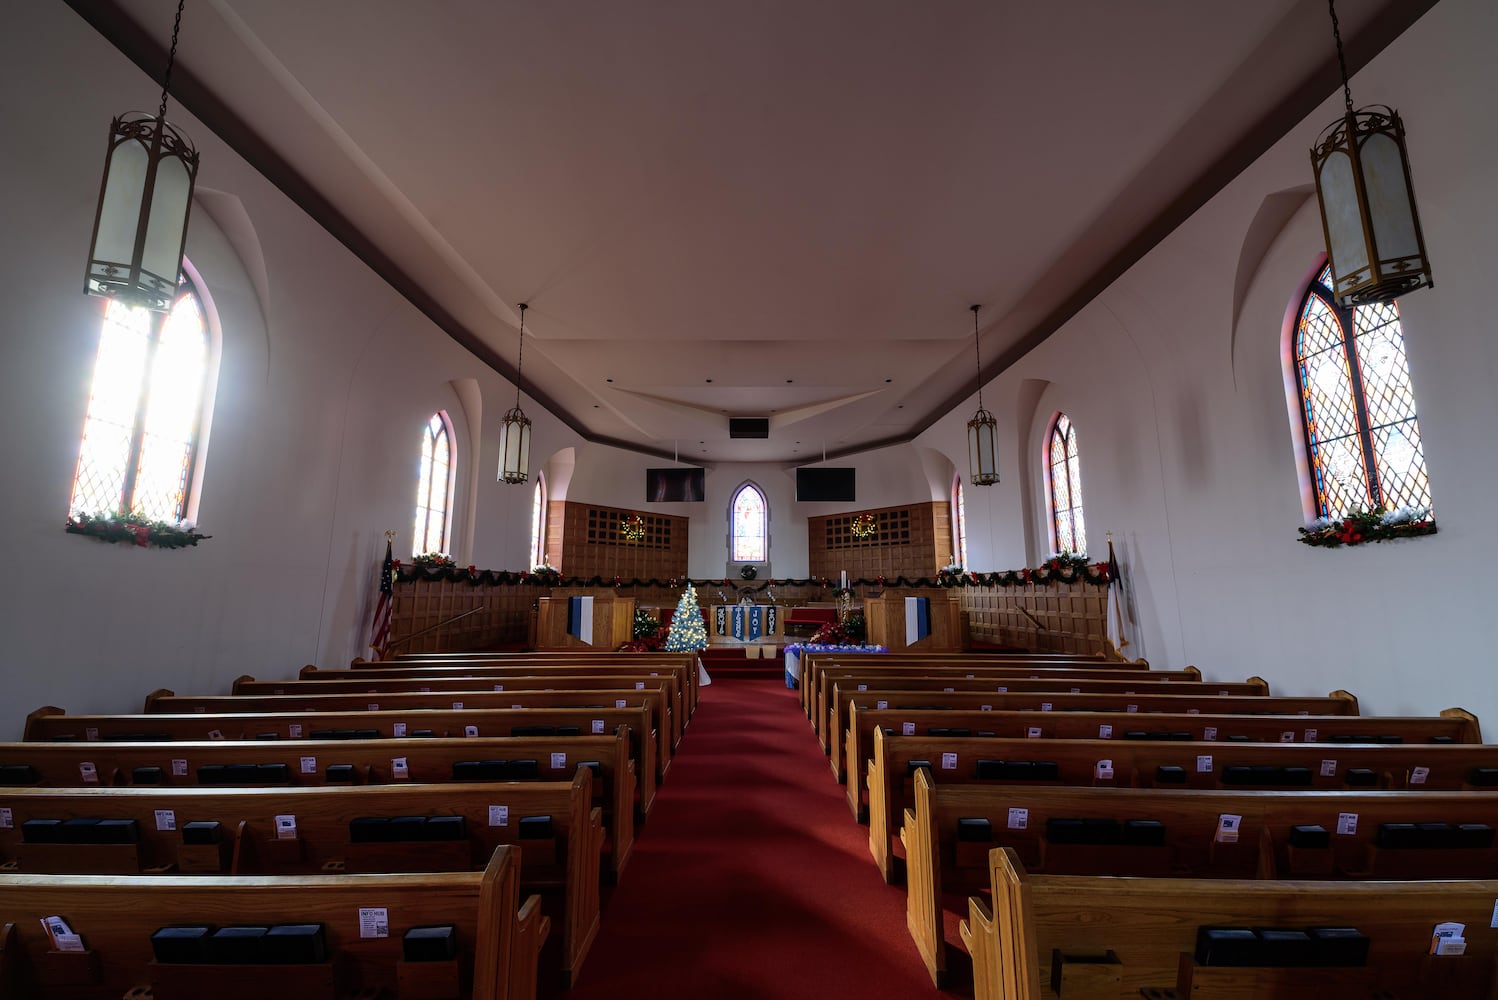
left=0, top=773, right=602, bottom=987
left=819, top=674, right=1269, bottom=757
left=904, top=768, right=1498, bottom=986
left=841, top=704, right=1480, bottom=816
left=868, top=728, right=1498, bottom=882
left=837, top=689, right=1366, bottom=793
left=963, top=847, right=1498, bottom=999
left=0, top=844, right=544, bottom=1000
left=800, top=652, right=1151, bottom=717
left=0, top=730, right=636, bottom=881
left=809, top=663, right=1205, bottom=734
left=351, top=653, right=701, bottom=717
left=23, top=705, right=659, bottom=815
left=236, top=672, right=686, bottom=747
left=319, top=661, right=698, bottom=727
left=145, top=686, right=676, bottom=778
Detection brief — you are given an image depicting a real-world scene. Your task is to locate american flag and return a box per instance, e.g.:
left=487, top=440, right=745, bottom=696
left=368, top=538, right=394, bottom=658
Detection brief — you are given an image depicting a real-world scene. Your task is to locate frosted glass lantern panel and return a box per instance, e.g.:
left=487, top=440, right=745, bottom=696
left=1318, top=150, right=1369, bottom=283
left=1360, top=132, right=1420, bottom=263
left=89, top=139, right=150, bottom=288
left=141, top=153, right=192, bottom=290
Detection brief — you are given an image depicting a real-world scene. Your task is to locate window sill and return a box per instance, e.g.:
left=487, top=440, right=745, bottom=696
left=1296, top=517, right=1437, bottom=548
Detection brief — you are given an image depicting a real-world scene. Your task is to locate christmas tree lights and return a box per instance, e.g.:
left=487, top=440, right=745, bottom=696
left=662, top=583, right=708, bottom=652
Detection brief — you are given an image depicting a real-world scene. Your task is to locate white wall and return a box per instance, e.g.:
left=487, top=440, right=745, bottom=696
left=918, top=0, right=1498, bottom=725
left=0, top=5, right=582, bottom=738
left=6, top=0, right=1494, bottom=739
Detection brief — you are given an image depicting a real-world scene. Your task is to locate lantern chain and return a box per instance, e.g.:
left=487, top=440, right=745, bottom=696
left=1327, top=0, right=1354, bottom=114
left=157, top=0, right=188, bottom=121
left=971, top=305, right=984, bottom=411
left=515, top=304, right=527, bottom=409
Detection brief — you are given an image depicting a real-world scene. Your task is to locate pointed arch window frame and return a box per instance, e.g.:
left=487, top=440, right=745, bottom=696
left=1290, top=262, right=1432, bottom=521
left=728, top=481, right=769, bottom=564
left=69, top=267, right=218, bottom=524
left=413, top=410, right=456, bottom=557
left=530, top=472, right=549, bottom=570
left=950, top=473, right=968, bottom=569
left=1046, top=412, right=1087, bottom=556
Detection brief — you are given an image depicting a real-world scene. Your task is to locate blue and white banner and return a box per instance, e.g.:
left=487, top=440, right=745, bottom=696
left=765, top=605, right=777, bottom=636
left=714, top=605, right=728, bottom=636
left=568, top=596, right=594, bottom=645
left=731, top=606, right=764, bottom=641
left=905, top=596, right=931, bottom=646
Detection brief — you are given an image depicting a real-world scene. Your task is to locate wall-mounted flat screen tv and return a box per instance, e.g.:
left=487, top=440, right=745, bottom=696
left=646, top=467, right=706, bottom=502
left=795, top=467, right=856, bottom=503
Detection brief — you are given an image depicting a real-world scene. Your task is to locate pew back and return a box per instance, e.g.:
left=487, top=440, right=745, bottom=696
left=0, top=844, right=538, bottom=1000
left=868, top=729, right=1498, bottom=881
left=967, top=847, right=1498, bottom=1000
left=23, top=705, right=659, bottom=814
left=843, top=704, right=1481, bottom=814
left=0, top=731, right=636, bottom=880
left=0, top=774, right=603, bottom=986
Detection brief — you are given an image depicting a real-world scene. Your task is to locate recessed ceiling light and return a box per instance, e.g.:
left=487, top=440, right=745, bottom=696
left=605, top=378, right=613, bottom=383
left=705, top=378, right=713, bottom=383
left=885, top=378, right=893, bottom=383
left=786, top=379, right=793, bottom=384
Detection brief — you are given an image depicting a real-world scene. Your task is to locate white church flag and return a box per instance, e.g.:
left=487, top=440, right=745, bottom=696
left=905, top=596, right=931, bottom=646
left=568, top=596, right=594, bottom=645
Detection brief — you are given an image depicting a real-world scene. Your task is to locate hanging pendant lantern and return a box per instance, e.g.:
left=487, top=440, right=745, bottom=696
left=498, top=303, right=532, bottom=484
left=1309, top=0, right=1432, bottom=307
left=966, top=305, right=999, bottom=486
left=83, top=0, right=198, bottom=313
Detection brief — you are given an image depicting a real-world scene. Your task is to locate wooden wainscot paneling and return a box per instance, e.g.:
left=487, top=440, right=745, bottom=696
left=536, top=596, right=635, bottom=650
left=862, top=589, right=961, bottom=652
left=390, top=575, right=535, bottom=654
left=957, top=581, right=1106, bottom=654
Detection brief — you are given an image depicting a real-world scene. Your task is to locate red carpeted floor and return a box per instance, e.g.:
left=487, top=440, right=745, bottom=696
left=560, top=678, right=966, bottom=1000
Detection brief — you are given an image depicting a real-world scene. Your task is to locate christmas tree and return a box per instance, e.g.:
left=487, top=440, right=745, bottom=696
left=662, top=583, right=708, bottom=652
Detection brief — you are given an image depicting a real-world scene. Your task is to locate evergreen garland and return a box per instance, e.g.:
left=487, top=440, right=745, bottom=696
left=65, top=512, right=210, bottom=548
left=395, top=553, right=1113, bottom=590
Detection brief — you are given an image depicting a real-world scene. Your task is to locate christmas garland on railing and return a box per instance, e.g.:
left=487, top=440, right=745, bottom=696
left=65, top=511, right=210, bottom=549
left=395, top=553, right=1112, bottom=589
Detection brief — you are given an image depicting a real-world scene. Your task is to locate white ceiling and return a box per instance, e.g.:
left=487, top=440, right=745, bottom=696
left=87, top=0, right=1427, bottom=462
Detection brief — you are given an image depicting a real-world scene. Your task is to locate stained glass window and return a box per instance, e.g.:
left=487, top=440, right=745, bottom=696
left=951, top=474, right=968, bottom=568
left=70, top=274, right=211, bottom=522
left=1294, top=264, right=1431, bottom=518
left=530, top=473, right=547, bottom=569
left=730, top=482, right=767, bottom=563
left=1047, top=413, right=1086, bottom=555
left=413, top=412, right=452, bottom=556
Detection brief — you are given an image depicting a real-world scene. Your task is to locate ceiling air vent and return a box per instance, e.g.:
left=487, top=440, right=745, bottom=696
left=728, top=418, right=769, bottom=439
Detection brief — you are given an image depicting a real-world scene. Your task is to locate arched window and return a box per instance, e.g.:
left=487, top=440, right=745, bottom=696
left=951, top=474, right=968, bottom=568
left=530, top=472, right=548, bottom=569
left=730, top=482, right=767, bottom=563
left=413, top=411, right=453, bottom=556
left=1047, top=413, right=1086, bottom=555
left=1293, top=264, right=1431, bottom=518
left=70, top=273, right=212, bottom=522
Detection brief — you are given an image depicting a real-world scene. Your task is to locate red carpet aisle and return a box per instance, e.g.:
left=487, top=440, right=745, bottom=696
left=561, top=678, right=965, bottom=1000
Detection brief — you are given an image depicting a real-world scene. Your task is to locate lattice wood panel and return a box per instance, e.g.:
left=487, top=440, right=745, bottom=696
left=808, top=502, right=952, bottom=582
left=957, top=581, right=1107, bottom=655
left=554, top=501, right=688, bottom=581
